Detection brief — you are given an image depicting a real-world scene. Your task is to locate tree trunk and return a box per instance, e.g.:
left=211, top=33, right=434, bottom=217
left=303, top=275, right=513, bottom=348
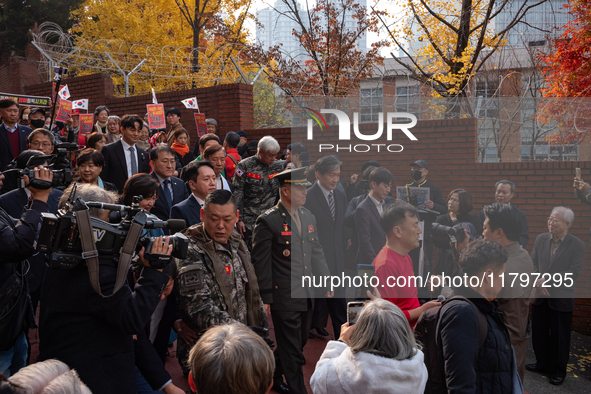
left=192, top=2, right=201, bottom=74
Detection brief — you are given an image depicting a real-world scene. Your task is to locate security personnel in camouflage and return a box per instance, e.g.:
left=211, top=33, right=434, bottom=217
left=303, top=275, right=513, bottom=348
left=251, top=167, right=332, bottom=394
left=175, top=190, right=268, bottom=375
left=232, top=136, right=283, bottom=251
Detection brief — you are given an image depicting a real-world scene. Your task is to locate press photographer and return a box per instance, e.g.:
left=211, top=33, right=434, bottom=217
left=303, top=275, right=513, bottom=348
left=0, top=167, right=53, bottom=377
left=38, top=183, right=175, bottom=394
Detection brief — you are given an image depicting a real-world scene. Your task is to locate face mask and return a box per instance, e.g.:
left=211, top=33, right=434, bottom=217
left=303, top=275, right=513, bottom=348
left=411, top=169, right=423, bottom=181
left=30, top=119, right=46, bottom=129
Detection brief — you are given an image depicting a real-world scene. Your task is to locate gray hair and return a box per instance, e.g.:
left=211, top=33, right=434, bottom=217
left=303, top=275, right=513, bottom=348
left=552, top=206, right=574, bottom=227
left=205, top=118, right=218, bottom=127
left=258, top=136, right=280, bottom=153
left=94, top=105, right=110, bottom=118
left=8, top=359, right=92, bottom=394
left=59, top=183, right=119, bottom=218
left=348, top=298, right=419, bottom=360
left=108, top=115, right=121, bottom=125
left=495, top=180, right=515, bottom=193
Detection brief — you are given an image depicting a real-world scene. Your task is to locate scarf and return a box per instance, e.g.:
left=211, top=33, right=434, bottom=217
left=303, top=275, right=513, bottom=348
left=94, top=120, right=108, bottom=134
left=171, top=142, right=189, bottom=157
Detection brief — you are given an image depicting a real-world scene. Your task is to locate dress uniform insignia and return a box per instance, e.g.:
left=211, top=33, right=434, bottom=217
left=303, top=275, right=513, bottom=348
left=307, top=225, right=314, bottom=233
left=283, top=249, right=290, bottom=257
left=281, top=223, right=291, bottom=236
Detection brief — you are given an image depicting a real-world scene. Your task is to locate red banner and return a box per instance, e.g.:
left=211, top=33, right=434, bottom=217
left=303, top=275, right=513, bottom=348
left=55, top=99, right=72, bottom=122
left=146, top=104, right=166, bottom=129
left=194, top=113, right=207, bottom=137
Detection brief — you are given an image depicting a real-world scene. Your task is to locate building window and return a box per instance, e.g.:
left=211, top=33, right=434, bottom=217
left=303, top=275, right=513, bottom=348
left=360, top=88, right=383, bottom=123
left=395, top=85, right=420, bottom=115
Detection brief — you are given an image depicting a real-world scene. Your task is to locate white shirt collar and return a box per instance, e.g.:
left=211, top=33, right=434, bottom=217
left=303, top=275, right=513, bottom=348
left=3, top=123, right=17, bottom=133
left=120, top=138, right=135, bottom=151
left=317, top=182, right=333, bottom=200
left=24, top=188, right=32, bottom=200
left=155, top=173, right=170, bottom=184
left=191, top=193, right=205, bottom=206
left=369, top=193, right=384, bottom=208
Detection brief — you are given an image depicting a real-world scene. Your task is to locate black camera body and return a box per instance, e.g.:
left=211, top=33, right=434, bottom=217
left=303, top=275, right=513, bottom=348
left=37, top=198, right=188, bottom=270
left=431, top=223, right=466, bottom=245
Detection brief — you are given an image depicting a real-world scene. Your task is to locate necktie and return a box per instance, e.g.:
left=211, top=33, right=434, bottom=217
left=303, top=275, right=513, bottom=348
left=162, top=179, right=172, bottom=209
left=328, top=191, right=335, bottom=220
left=129, top=146, right=138, bottom=175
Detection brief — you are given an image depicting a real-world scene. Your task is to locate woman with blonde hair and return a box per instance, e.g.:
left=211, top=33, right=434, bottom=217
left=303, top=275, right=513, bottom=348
left=311, top=298, right=428, bottom=394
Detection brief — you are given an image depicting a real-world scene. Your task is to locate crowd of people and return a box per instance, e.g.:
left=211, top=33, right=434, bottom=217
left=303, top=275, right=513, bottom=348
left=0, top=96, right=587, bottom=394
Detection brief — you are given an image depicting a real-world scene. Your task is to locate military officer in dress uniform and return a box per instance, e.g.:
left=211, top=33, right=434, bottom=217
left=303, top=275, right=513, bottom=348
left=251, top=167, right=333, bottom=394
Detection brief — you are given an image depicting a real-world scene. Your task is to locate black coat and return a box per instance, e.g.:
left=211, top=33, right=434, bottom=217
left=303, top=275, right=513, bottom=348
left=149, top=173, right=189, bottom=223
left=304, top=183, right=345, bottom=276
left=171, top=195, right=202, bottom=228
left=439, top=286, right=514, bottom=394
left=0, top=188, right=62, bottom=293
left=405, top=179, right=447, bottom=228
left=39, top=264, right=170, bottom=394
left=252, top=203, right=331, bottom=312
left=354, top=195, right=387, bottom=265
left=100, top=140, right=150, bottom=193
left=0, top=124, right=31, bottom=171
left=0, top=200, right=48, bottom=350
left=531, top=232, right=586, bottom=312
left=479, top=204, right=529, bottom=248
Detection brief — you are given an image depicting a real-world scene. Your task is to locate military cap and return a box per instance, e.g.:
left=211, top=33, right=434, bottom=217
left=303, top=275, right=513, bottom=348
left=274, top=166, right=312, bottom=187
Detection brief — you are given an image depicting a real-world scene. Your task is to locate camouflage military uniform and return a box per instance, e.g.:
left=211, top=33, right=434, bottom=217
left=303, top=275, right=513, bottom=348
left=232, top=154, right=283, bottom=250
left=175, top=223, right=268, bottom=374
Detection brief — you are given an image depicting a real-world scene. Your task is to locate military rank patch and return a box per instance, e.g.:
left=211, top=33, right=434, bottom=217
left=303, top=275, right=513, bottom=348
left=247, top=172, right=262, bottom=179
left=268, top=172, right=279, bottom=179
left=179, top=264, right=203, bottom=291
left=235, top=168, right=244, bottom=177
left=225, top=265, right=231, bottom=274
left=283, top=249, right=290, bottom=257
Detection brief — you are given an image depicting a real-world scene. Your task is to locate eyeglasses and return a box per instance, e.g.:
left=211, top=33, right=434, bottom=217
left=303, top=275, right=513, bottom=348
left=30, top=142, right=52, bottom=149
left=547, top=217, right=564, bottom=224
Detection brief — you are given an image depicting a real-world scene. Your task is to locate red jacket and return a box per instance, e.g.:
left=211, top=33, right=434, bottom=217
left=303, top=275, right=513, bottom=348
left=225, top=148, right=241, bottom=179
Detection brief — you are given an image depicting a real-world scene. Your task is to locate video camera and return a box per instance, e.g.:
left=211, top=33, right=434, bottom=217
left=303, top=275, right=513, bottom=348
left=2, top=142, right=81, bottom=190
left=431, top=223, right=466, bottom=245
left=36, top=190, right=188, bottom=274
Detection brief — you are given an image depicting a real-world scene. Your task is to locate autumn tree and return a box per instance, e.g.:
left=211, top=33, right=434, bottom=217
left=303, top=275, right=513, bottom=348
left=173, top=0, right=254, bottom=73
left=247, top=0, right=388, bottom=100
left=540, top=0, right=591, bottom=98
left=378, top=0, right=547, bottom=101
left=537, top=0, right=591, bottom=147
left=253, top=75, right=289, bottom=128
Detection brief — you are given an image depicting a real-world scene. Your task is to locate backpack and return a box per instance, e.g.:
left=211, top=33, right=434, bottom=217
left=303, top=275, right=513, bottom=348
left=227, top=153, right=238, bottom=167
left=415, top=296, right=488, bottom=394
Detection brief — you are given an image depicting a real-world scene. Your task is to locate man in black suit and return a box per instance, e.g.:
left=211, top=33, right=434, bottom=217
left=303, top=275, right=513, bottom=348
left=38, top=184, right=172, bottom=394
left=252, top=167, right=332, bottom=394
left=0, top=99, right=32, bottom=172
left=355, top=167, right=394, bottom=266
left=100, top=114, right=149, bottom=193
left=149, top=145, right=189, bottom=224
left=305, top=156, right=347, bottom=339
left=171, top=161, right=216, bottom=227
left=526, top=206, right=586, bottom=386
left=479, top=180, right=529, bottom=248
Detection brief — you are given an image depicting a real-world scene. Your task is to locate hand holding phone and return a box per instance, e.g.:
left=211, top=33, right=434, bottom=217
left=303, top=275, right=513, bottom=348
left=347, top=301, right=364, bottom=325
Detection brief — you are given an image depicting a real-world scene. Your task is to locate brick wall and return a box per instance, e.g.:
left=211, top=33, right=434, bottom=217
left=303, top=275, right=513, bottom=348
left=246, top=118, right=591, bottom=335
left=23, top=73, right=254, bottom=141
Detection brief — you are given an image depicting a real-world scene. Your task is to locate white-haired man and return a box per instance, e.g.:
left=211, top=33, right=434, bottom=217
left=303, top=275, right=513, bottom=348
left=527, top=207, right=585, bottom=386
left=232, top=136, right=283, bottom=251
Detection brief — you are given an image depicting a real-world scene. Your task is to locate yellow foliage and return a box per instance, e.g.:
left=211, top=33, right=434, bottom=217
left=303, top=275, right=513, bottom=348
left=70, top=0, right=256, bottom=95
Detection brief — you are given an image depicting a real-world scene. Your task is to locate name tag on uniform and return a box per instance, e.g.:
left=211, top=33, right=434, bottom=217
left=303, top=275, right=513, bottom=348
left=247, top=172, right=261, bottom=180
